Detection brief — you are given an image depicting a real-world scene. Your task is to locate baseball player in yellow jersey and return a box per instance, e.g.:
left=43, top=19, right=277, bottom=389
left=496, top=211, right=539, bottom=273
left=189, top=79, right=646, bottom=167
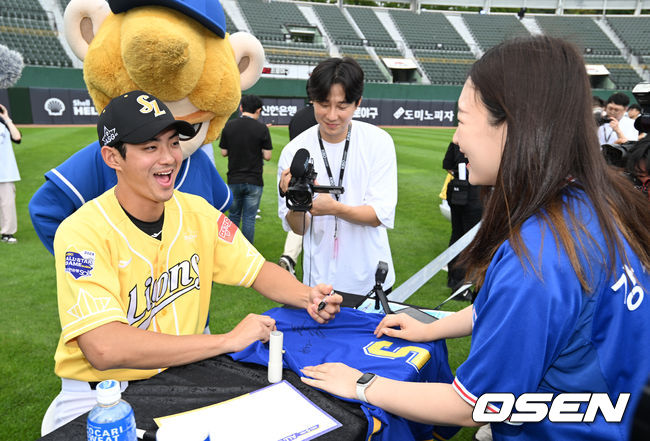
left=42, top=91, right=343, bottom=435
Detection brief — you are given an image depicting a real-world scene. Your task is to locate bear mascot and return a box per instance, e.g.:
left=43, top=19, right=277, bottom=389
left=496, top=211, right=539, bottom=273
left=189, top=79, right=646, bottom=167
left=29, top=0, right=265, bottom=254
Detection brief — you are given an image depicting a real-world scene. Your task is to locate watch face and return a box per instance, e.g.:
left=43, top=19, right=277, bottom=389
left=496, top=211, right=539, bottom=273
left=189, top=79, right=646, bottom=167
left=358, top=373, right=375, bottom=385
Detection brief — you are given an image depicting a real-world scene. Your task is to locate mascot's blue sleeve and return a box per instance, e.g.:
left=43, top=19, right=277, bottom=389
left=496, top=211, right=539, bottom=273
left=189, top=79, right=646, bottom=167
left=176, top=147, right=232, bottom=212
left=29, top=141, right=112, bottom=254
left=29, top=143, right=231, bottom=254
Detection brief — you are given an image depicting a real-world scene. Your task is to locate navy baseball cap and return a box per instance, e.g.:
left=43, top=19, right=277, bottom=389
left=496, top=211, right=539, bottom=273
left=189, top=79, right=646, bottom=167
left=97, top=91, right=196, bottom=147
left=108, top=0, right=227, bottom=38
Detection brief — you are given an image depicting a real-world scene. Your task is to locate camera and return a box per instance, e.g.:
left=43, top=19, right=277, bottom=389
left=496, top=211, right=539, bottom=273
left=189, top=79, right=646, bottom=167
left=284, top=148, right=344, bottom=212
left=596, top=114, right=611, bottom=126
left=602, top=141, right=636, bottom=168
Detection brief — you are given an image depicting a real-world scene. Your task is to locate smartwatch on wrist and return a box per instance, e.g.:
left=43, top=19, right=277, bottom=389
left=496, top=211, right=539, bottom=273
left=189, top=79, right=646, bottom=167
left=356, top=372, right=377, bottom=403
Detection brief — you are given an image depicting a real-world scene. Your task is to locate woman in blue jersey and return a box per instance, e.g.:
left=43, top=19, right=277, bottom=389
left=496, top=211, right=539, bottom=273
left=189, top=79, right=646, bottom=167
left=301, top=36, right=650, bottom=441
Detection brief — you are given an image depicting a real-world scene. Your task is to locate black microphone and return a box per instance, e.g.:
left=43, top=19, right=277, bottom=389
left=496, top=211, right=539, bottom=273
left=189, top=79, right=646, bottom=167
left=290, top=148, right=310, bottom=178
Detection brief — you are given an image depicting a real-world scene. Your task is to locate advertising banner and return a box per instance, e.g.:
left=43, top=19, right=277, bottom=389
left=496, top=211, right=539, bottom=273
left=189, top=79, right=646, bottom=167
left=260, top=97, right=456, bottom=127
left=25, top=89, right=456, bottom=127
left=30, top=88, right=98, bottom=124
left=0, top=89, right=9, bottom=113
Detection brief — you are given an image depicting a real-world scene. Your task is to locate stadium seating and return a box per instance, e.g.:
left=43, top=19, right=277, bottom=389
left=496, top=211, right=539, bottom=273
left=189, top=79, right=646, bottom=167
left=414, top=50, right=475, bottom=85
left=238, top=0, right=314, bottom=45
left=58, top=0, right=70, bottom=13
left=338, top=46, right=389, bottom=83
left=346, top=6, right=396, bottom=48
left=584, top=55, right=643, bottom=89
left=1, top=0, right=647, bottom=90
left=463, top=14, right=531, bottom=51
left=225, top=10, right=238, bottom=34
left=312, top=4, right=363, bottom=47
left=0, top=2, right=72, bottom=68
left=535, top=15, right=619, bottom=55
left=606, top=17, right=650, bottom=57
left=264, top=44, right=329, bottom=66
left=374, top=47, right=404, bottom=58
left=389, top=9, right=470, bottom=51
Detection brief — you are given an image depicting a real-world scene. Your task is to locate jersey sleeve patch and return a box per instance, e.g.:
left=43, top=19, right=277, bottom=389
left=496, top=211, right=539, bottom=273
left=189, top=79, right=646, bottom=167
left=65, top=249, right=96, bottom=279
left=217, top=214, right=238, bottom=244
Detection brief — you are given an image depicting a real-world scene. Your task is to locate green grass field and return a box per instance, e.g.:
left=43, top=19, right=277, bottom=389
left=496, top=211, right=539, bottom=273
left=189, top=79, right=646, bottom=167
left=0, top=125, right=477, bottom=440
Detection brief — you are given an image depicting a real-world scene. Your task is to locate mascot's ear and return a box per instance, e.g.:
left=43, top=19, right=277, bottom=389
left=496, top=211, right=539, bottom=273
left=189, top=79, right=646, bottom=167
left=63, top=0, right=111, bottom=61
left=229, top=32, right=265, bottom=91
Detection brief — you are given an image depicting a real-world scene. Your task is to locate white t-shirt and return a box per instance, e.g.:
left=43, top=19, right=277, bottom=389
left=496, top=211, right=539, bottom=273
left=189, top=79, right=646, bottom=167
left=277, top=120, right=397, bottom=294
left=597, top=115, right=638, bottom=145
left=0, top=121, right=20, bottom=183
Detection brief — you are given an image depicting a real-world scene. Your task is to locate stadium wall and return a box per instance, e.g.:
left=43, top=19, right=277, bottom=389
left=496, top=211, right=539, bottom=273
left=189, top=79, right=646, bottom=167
left=4, top=67, right=637, bottom=125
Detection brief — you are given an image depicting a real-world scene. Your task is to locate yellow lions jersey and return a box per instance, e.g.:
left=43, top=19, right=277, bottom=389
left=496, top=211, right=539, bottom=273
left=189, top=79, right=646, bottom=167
left=53, top=189, right=265, bottom=382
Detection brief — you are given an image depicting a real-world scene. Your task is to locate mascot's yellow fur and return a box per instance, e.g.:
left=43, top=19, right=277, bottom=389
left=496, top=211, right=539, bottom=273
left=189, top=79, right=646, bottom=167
left=63, top=0, right=265, bottom=157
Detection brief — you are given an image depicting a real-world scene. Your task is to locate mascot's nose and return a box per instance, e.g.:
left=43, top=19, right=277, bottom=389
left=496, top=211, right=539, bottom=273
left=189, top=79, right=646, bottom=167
left=120, top=11, right=206, bottom=101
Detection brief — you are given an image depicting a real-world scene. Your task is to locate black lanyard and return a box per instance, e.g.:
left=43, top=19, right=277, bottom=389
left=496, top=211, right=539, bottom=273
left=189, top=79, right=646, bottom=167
left=317, top=124, right=351, bottom=201
left=601, top=124, right=614, bottom=144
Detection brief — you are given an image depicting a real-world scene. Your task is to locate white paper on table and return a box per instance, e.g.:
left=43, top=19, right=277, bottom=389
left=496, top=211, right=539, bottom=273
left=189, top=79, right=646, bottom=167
left=154, top=380, right=341, bottom=441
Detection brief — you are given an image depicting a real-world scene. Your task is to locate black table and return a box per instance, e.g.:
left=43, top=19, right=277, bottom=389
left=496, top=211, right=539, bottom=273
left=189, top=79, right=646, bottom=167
left=40, top=293, right=432, bottom=441
left=40, top=355, right=367, bottom=440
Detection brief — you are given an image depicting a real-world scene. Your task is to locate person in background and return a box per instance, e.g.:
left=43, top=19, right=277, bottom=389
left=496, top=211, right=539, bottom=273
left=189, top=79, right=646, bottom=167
left=220, top=95, right=272, bottom=244
left=0, top=103, right=22, bottom=243
left=300, top=36, right=650, bottom=441
left=626, top=138, right=650, bottom=201
left=597, top=92, right=638, bottom=145
left=628, top=103, right=642, bottom=121
left=277, top=57, right=397, bottom=299
left=442, top=141, right=483, bottom=297
left=627, top=104, right=646, bottom=140
left=278, top=102, right=318, bottom=276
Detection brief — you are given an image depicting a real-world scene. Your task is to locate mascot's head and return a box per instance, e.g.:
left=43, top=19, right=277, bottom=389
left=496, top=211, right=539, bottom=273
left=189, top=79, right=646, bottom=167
left=64, top=0, right=265, bottom=158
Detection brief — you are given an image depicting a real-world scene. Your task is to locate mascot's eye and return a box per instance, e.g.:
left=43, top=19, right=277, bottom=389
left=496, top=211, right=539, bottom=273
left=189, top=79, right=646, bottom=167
left=179, top=123, right=201, bottom=141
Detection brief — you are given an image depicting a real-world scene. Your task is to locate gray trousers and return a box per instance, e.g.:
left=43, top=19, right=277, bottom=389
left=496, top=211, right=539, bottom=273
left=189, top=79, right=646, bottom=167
left=0, top=182, right=17, bottom=235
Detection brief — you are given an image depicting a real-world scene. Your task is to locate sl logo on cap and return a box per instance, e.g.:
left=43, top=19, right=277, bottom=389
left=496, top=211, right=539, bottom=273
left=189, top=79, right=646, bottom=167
left=136, top=94, right=167, bottom=117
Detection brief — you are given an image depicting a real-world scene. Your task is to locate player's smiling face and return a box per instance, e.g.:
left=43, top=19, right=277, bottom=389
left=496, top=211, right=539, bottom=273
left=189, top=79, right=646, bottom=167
left=114, top=128, right=182, bottom=221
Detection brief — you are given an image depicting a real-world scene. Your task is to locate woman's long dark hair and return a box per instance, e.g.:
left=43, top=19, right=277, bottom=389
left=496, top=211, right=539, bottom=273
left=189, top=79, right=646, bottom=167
left=459, top=36, right=650, bottom=290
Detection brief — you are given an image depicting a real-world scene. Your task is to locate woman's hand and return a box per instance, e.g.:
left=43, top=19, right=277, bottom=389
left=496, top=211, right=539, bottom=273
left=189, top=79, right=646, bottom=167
left=374, top=313, right=434, bottom=342
left=301, top=362, right=362, bottom=400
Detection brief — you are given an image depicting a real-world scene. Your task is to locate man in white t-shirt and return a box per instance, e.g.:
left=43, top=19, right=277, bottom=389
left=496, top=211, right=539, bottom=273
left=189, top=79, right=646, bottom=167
left=597, top=92, right=638, bottom=145
left=277, top=57, right=397, bottom=298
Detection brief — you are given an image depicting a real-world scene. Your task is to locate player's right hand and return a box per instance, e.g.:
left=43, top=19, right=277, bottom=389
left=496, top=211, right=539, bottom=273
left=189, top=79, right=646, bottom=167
left=374, top=313, right=433, bottom=342
left=226, top=313, right=276, bottom=353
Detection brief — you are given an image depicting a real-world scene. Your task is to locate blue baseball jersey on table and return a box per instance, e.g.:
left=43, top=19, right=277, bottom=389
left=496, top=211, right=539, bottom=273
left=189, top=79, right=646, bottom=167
left=453, top=189, right=649, bottom=440
left=29, top=141, right=231, bottom=254
left=231, top=307, right=460, bottom=441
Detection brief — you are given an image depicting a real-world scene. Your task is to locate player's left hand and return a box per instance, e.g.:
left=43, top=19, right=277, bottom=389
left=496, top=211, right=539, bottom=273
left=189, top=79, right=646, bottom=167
left=301, top=362, right=362, bottom=400
left=307, top=283, right=342, bottom=324
left=309, top=179, right=339, bottom=217
left=279, top=168, right=292, bottom=194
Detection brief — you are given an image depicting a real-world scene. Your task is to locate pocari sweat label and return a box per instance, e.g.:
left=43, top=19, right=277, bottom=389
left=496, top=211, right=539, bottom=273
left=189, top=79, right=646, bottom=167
left=87, top=404, right=136, bottom=441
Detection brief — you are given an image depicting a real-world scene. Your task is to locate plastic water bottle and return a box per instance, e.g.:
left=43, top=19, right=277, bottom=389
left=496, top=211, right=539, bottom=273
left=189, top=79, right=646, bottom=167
left=87, top=380, right=137, bottom=441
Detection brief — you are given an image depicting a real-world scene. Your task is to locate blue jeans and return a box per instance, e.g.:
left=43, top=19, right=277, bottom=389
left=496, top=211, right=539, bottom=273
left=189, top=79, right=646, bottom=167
left=228, top=183, right=263, bottom=244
